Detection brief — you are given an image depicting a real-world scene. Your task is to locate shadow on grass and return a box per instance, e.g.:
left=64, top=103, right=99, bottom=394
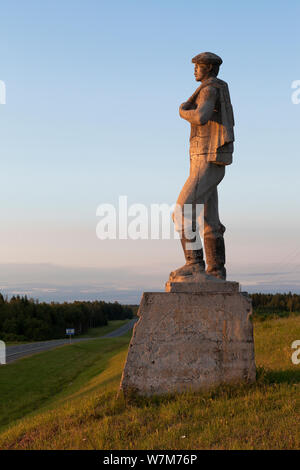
left=116, top=368, right=300, bottom=410
left=257, top=366, right=300, bottom=385
left=118, top=382, right=257, bottom=410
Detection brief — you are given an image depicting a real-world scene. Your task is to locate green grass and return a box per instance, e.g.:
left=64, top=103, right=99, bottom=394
left=0, top=335, right=131, bottom=432
left=77, top=319, right=132, bottom=338
left=253, top=310, right=300, bottom=322
left=0, top=316, right=299, bottom=450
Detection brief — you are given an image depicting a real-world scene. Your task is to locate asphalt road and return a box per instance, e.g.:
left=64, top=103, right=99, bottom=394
left=5, top=318, right=138, bottom=364
left=102, top=318, right=138, bottom=338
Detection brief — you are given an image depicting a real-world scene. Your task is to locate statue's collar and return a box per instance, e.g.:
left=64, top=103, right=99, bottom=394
left=200, top=76, right=218, bottom=86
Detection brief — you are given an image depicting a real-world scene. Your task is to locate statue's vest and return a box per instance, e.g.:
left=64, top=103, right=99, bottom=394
left=189, top=77, right=235, bottom=165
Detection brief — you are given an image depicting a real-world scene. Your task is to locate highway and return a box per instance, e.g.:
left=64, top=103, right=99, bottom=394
left=5, top=318, right=138, bottom=364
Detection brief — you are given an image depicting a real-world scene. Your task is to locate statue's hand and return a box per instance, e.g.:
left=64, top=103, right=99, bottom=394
left=180, top=102, right=190, bottom=111
left=179, top=102, right=194, bottom=120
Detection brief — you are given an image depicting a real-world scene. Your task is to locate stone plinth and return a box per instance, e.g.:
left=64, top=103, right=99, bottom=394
left=165, top=280, right=239, bottom=293
left=166, top=267, right=239, bottom=293
left=120, top=290, right=256, bottom=396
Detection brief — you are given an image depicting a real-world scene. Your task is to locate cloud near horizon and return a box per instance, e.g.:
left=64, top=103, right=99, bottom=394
left=0, top=262, right=300, bottom=304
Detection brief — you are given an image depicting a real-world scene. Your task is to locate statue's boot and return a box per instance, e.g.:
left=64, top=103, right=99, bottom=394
left=170, top=235, right=205, bottom=279
left=204, top=235, right=226, bottom=280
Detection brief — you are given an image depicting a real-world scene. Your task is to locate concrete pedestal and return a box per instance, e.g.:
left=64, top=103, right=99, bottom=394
left=120, top=289, right=256, bottom=396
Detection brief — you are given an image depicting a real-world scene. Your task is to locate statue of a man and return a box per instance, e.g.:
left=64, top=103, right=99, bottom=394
left=171, top=52, right=234, bottom=281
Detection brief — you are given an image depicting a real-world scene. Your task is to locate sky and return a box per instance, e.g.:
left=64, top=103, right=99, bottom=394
left=0, top=0, right=300, bottom=302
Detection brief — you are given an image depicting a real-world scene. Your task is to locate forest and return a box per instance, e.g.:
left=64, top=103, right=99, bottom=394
left=251, top=292, right=300, bottom=319
left=0, top=293, right=133, bottom=342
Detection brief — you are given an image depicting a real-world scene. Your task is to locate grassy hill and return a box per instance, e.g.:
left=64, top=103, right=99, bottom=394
left=0, top=316, right=299, bottom=450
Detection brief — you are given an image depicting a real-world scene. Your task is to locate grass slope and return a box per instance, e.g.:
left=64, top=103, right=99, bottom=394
left=0, top=316, right=299, bottom=450
left=77, top=319, right=131, bottom=338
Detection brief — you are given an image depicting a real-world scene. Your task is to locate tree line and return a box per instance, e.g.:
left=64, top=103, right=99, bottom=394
left=0, top=294, right=134, bottom=342
left=251, top=292, right=300, bottom=319
left=1, top=292, right=299, bottom=342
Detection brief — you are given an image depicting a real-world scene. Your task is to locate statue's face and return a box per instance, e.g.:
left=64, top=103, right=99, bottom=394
left=194, top=63, right=211, bottom=82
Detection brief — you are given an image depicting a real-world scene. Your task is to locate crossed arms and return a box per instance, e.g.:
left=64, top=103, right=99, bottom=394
left=179, top=86, right=218, bottom=126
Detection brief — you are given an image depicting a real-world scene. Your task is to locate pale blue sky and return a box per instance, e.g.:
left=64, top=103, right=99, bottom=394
left=0, top=0, right=300, bottom=301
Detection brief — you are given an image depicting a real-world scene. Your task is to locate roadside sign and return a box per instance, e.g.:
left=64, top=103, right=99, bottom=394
left=0, top=340, right=6, bottom=365
left=66, top=329, right=75, bottom=335
left=66, top=329, right=75, bottom=343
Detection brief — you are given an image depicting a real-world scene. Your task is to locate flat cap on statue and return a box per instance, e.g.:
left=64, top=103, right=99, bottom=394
left=191, top=52, right=223, bottom=65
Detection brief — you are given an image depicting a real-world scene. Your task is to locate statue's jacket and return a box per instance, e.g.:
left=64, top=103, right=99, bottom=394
left=189, top=77, right=235, bottom=165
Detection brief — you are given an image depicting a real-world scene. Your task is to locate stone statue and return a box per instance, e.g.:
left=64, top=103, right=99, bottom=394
left=120, top=54, right=256, bottom=396
left=170, top=52, right=234, bottom=282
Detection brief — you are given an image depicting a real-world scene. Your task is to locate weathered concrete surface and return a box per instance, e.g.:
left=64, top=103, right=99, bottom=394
left=120, top=292, right=256, bottom=396
left=166, top=279, right=239, bottom=293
